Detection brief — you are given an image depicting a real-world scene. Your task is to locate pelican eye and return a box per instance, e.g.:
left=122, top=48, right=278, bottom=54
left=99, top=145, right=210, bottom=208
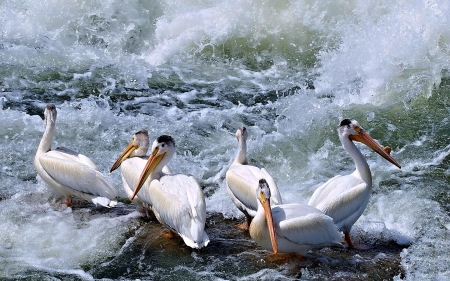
left=353, top=125, right=361, bottom=133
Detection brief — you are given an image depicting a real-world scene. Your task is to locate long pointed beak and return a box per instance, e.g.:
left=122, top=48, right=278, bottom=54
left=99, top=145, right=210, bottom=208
left=262, top=199, right=278, bottom=254
left=350, top=130, right=401, bottom=169
left=110, top=142, right=137, bottom=173
left=130, top=150, right=165, bottom=200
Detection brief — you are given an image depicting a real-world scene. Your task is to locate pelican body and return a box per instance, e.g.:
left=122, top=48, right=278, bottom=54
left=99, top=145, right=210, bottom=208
left=226, top=127, right=282, bottom=228
left=130, top=135, right=209, bottom=249
left=250, top=179, right=342, bottom=255
left=110, top=129, right=170, bottom=208
left=308, top=119, right=401, bottom=248
left=34, top=104, right=118, bottom=207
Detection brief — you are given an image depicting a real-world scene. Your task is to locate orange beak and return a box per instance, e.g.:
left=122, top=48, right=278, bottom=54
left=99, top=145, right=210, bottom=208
left=262, top=199, right=278, bottom=254
left=350, top=130, right=401, bottom=169
left=110, top=142, right=138, bottom=173
left=130, top=148, right=165, bottom=200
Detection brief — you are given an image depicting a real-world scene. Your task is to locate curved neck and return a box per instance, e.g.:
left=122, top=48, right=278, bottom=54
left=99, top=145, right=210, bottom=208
left=233, top=137, right=248, bottom=165
left=37, top=119, right=55, bottom=154
left=341, top=135, right=372, bottom=184
left=131, top=146, right=148, bottom=158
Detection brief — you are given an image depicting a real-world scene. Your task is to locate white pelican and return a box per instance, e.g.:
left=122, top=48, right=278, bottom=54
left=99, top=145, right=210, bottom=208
left=308, top=119, right=401, bottom=248
left=109, top=129, right=171, bottom=209
left=34, top=104, right=118, bottom=207
left=250, top=179, right=342, bottom=256
left=130, top=135, right=209, bottom=249
left=226, top=126, right=282, bottom=229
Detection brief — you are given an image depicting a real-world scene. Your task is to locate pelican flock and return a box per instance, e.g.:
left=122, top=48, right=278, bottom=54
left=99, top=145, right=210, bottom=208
left=34, top=104, right=118, bottom=207
left=129, top=135, right=210, bottom=249
left=226, top=126, right=282, bottom=229
left=34, top=104, right=402, bottom=258
left=308, top=119, right=401, bottom=248
left=110, top=129, right=171, bottom=209
left=250, top=179, right=342, bottom=255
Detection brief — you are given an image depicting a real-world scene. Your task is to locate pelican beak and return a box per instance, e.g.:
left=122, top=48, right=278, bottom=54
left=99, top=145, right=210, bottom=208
left=350, top=130, right=401, bottom=169
left=262, top=198, right=278, bottom=254
left=130, top=147, right=165, bottom=200
left=110, top=142, right=138, bottom=173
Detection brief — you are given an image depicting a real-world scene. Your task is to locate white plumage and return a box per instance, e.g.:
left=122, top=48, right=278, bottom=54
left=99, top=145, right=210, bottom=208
left=34, top=104, right=118, bottom=207
left=250, top=179, right=342, bottom=255
left=308, top=119, right=401, bottom=248
left=226, top=126, right=282, bottom=228
left=129, top=135, right=209, bottom=249
left=110, top=129, right=170, bottom=208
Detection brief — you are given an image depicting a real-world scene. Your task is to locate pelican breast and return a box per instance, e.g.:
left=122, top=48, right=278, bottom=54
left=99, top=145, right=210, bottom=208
left=308, top=174, right=371, bottom=232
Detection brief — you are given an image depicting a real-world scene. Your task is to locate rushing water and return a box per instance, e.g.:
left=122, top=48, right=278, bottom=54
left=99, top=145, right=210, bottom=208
left=1, top=0, right=450, bottom=280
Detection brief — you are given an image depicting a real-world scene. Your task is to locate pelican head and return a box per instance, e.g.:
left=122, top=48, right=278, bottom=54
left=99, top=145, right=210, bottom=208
left=339, top=119, right=401, bottom=169
left=110, top=129, right=150, bottom=173
left=130, top=135, right=176, bottom=200
left=44, top=104, right=57, bottom=124
left=256, top=178, right=278, bottom=254
left=236, top=126, right=248, bottom=142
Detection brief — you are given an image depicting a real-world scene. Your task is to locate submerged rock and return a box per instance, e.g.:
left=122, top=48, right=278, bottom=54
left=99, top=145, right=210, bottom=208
left=90, top=212, right=405, bottom=280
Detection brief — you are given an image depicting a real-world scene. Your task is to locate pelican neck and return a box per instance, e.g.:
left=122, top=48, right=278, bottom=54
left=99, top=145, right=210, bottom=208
left=37, top=118, right=56, bottom=154
left=235, top=137, right=248, bottom=165
left=341, top=135, right=372, bottom=184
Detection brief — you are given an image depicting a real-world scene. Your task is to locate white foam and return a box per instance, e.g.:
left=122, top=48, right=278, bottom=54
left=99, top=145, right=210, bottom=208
left=315, top=0, right=450, bottom=103
left=0, top=188, right=140, bottom=273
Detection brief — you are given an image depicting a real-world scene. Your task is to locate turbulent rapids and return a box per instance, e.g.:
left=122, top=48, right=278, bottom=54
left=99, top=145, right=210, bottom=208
left=1, top=0, right=450, bottom=280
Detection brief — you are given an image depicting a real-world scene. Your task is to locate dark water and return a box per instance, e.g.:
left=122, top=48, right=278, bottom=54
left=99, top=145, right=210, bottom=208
left=9, top=208, right=405, bottom=281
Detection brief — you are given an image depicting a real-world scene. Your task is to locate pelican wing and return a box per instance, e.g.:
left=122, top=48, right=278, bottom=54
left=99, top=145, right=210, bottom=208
left=273, top=204, right=341, bottom=246
left=315, top=182, right=370, bottom=231
left=308, top=175, right=341, bottom=207
left=226, top=165, right=271, bottom=213
left=148, top=174, right=209, bottom=248
left=308, top=174, right=363, bottom=207
left=39, top=153, right=118, bottom=199
left=53, top=147, right=99, bottom=171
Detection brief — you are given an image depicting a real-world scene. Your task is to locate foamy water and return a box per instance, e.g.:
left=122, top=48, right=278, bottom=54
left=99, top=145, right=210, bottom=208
left=1, top=0, right=450, bottom=279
